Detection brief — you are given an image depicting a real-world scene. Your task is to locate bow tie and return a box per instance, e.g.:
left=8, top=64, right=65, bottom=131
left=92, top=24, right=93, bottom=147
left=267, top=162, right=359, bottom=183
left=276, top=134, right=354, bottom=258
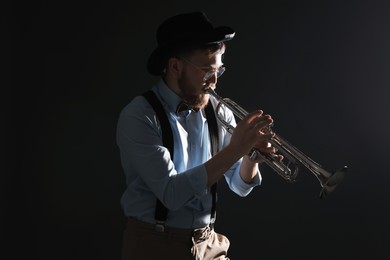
left=176, top=101, right=199, bottom=114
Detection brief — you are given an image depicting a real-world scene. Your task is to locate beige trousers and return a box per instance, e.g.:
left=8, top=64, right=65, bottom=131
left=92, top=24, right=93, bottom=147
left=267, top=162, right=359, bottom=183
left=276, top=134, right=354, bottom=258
left=122, top=217, right=230, bottom=260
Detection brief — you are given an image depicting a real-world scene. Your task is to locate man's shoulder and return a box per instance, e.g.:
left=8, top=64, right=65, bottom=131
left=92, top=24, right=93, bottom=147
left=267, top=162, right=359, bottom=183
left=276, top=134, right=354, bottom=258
left=119, top=92, right=157, bottom=118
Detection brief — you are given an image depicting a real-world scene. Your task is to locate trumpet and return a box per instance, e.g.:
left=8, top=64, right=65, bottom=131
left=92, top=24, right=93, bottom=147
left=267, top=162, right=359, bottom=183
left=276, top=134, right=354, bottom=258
left=205, top=87, right=348, bottom=198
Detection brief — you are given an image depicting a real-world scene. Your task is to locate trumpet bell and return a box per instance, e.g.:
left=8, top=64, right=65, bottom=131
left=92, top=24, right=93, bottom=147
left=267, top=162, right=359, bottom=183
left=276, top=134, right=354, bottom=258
left=319, top=166, right=348, bottom=198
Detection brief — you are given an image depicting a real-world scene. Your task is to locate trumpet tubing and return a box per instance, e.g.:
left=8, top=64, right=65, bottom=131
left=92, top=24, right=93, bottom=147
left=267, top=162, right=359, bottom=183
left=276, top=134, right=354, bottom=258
left=206, top=87, right=348, bottom=198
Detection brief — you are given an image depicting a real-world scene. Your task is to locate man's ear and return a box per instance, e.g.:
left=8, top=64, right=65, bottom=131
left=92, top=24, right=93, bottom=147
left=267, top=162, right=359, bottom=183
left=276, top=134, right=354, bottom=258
left=167, top=57, right=182, bottom=76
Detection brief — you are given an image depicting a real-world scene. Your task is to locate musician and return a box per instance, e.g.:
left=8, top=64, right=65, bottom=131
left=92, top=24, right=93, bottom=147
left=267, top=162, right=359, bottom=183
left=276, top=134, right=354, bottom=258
left=117, top=11, right=280, bottom=260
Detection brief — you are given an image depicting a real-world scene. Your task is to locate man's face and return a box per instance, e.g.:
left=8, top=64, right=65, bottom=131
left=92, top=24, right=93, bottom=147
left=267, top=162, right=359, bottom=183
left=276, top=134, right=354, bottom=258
left=177, top=49, right=224, bottom=110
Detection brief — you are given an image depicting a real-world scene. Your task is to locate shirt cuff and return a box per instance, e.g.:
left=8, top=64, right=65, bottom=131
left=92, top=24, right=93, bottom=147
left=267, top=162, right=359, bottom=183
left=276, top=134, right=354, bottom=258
left=231, top=163, right=262, bottom=196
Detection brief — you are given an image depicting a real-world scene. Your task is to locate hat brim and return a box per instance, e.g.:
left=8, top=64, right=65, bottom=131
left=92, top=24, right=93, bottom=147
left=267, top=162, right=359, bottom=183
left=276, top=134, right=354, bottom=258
left=147, top=26, right=235, bottom=76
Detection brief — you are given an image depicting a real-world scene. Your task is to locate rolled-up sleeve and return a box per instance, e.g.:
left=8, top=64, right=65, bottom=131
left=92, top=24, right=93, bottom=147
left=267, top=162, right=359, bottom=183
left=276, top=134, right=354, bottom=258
left=223, top=159, right=261, bottom=197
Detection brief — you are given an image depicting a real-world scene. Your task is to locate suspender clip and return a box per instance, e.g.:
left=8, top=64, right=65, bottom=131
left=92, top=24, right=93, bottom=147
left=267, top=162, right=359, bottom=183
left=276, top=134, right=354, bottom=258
left=155, top=220, right=165, bottom=232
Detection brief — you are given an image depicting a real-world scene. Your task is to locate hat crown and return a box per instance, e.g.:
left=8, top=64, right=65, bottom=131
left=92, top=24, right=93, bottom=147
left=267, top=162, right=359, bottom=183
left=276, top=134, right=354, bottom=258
left=147, top=12, right=235, bottom=76
left=156, top=12, right=214, bottom=46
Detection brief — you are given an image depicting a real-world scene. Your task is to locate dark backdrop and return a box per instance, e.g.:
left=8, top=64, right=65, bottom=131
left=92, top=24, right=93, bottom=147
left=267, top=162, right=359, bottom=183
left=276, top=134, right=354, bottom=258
left=6, top=1, right=390, bottom=259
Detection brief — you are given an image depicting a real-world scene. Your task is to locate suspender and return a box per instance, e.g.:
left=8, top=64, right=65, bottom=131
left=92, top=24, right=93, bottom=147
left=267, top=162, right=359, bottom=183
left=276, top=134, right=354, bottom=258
left=142, top=90, right=219, bottom=231
left=204, top=96, right=219, bottom=226
left=142, top=90, right=173, bottom=228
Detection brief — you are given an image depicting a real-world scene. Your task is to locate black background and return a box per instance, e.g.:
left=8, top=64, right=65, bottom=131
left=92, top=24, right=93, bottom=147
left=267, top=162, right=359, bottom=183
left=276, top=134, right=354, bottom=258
left=6, top=1, right=390, bottom=259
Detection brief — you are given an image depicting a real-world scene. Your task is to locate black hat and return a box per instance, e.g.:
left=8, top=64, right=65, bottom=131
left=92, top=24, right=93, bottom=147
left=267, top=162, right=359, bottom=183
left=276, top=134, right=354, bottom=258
left=147, top=11, right=235, bottom=76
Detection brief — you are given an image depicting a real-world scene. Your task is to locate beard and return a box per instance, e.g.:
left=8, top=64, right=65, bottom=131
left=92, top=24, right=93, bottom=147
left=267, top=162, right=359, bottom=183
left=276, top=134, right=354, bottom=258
left=177, top=73, right=210, bottom=110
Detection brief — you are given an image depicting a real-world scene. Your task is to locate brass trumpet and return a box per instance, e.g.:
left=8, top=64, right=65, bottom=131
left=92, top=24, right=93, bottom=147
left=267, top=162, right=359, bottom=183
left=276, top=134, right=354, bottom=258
left=206, top=87, right=348, bottom=198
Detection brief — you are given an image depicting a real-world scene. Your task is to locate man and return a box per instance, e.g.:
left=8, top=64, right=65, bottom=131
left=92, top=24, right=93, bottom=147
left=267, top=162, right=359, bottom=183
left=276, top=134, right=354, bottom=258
left=117, top=11, right=280, bottom=260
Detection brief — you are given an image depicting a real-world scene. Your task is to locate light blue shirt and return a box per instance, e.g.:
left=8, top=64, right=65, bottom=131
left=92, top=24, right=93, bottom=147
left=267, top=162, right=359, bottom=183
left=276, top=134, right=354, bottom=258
left=117, top=79, right=261, bottom=229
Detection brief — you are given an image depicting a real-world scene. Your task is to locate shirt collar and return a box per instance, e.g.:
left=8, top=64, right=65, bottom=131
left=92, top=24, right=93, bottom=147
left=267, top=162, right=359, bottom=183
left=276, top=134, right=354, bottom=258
left=154, top=79, right=199, bottom=116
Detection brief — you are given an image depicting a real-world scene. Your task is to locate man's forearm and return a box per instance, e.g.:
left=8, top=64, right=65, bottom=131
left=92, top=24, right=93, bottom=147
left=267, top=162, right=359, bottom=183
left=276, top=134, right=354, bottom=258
left=204, top=145, right=242, bottom=187
left=239, top=156, right=259, bottom=184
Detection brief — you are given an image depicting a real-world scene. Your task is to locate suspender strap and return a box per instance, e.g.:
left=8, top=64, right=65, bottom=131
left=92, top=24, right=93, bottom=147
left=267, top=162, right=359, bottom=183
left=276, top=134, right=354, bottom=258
left=204, top=101, right=219, bottom=224
left=142, top=90, right=172, bottom=227
left=142, top=90, right=219, bottom=230
left=142, top=91, right=174, bottom=157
